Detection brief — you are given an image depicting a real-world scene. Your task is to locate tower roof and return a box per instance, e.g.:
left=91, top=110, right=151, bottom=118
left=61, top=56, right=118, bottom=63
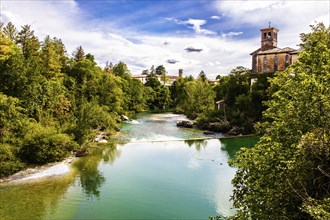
left=260, top=27, right=279, bottom=32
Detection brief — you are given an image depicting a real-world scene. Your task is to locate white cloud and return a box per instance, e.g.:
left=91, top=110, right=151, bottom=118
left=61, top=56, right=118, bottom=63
left=165, top=17, right=217, bottom=36
left=221, top=31, right=243, bottom=38
left=215, top=0, right=330, bottom=48
left=1, top=1, right=327, bottom=79
left=210, top=15, right=221, bottom=20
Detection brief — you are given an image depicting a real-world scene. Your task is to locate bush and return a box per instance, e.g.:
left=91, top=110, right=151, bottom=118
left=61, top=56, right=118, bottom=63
left=20, top=123, right=78, bottom=164
left=0, top=143, right=26, bottom=177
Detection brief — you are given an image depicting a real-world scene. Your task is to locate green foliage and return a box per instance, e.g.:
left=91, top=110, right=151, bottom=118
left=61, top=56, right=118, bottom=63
left=73, top=101, right=118, bottom=144
left=178, top=79, right=215, bottom=119
left=145, top=76, right=172, bottom=110
left=17, top=25, right=40, bottom=60
left=73, top=45, right=85, bottom=61
left=0, top=22, right=150, bottom=177
left=3, top=22, right=18, bottom=42
left=207, top=67, right=272, bottom=133
left=155, top=65, right=166, bottom=75
left=113, top=61, right=130, bottom=77
left=198, top=70, right=207, bottom=82
left=0, top=34, right=17, bottom=61
left=230, top=23, right=330, bottom=219
left=0, top=143, right=26, bottom=177
left=20, top=122, right=78, bottom=164
left=0, top=93, right=25, bottom=140
left=41, top=35, right=65, bottom=78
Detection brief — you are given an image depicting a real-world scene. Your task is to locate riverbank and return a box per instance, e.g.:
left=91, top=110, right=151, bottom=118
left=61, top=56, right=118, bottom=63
left=0, top=157, right=74, bottom=184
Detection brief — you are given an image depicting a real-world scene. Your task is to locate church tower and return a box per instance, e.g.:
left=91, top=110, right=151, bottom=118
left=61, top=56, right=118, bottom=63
left=260, top=26, right=279, bottom=50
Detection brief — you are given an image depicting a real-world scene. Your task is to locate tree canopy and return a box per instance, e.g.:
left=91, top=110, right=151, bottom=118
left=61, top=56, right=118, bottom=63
left=230, top=23, right=330, bottom=219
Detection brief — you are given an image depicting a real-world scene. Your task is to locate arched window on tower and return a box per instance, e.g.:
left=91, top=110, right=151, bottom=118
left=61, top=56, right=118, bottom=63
left=285, top=54, right=289, bottom=62
left=264, top=32, right=267, bottom=39
left=268, top=32, right=271, bottom=38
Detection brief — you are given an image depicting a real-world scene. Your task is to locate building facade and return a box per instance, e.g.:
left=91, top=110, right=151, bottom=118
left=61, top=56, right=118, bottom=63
left=251, top=26, right=301, bottom=73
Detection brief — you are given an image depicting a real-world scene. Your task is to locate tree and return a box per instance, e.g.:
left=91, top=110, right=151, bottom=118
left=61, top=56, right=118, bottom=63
left=17, top=25, right=40, bottom=60
left=3, top=22, right=18, bottom=42
left=0, top=93, right=27, bottom=177
left=0, top=22, right=3, bottom=35
left=145, top=76, right=172, bottom=110
left=41, top=35, right=63, bottom=78
left=198, top=70, right=207, bottom=82
left=150, top=65, right=155, bottom=75
left=73, top=46, right=85, bottom=61
left=155, top=65, right=166, bottom=75
left=0, top=33, right=17, bottom=61
left=179, top=80, right=215, bottom=119
left=141, top=69, right=149, bottom=75
left=113, top=61, right=130, bottom=77
left=230, top=23, right=330, bottom=219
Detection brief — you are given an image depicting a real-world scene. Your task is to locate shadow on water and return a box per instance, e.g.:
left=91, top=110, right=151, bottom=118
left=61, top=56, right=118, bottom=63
left=220, top=136, right=260, bottom=160
left=0, top=172, right=76, bottom=220
left=73, top=143, right=121, bottom=199
left=0, top=143, right=122, bottom=220
left=184, top=139, right=208, bottom=151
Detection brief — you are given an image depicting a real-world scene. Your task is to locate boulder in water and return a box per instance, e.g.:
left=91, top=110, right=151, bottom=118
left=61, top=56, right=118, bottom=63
left=203, top=131, right=215, bottom=135
left=75, top=148, right=89, bottom=157
left=176, top=120, right=194, bottom=128
left=227, top=126, right=244, bottom=135
left=121, top=115, right=129, bottom=121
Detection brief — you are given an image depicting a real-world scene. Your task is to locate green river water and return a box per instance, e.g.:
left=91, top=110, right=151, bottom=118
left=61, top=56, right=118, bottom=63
left=0, top=113, right=259, bottom=220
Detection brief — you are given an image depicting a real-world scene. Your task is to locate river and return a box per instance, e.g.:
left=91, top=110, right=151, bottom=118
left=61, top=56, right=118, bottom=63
left=0, top=113, right=259, bottom=220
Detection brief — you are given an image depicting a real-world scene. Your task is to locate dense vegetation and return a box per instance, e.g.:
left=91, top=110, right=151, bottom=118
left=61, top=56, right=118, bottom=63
left=0, top=21, right=273, bottom=178
left=229, top=23, right=330, bottom=219
left=195, top=67, right=272, bottom=134
left=0, top=22, right=151, bottom=177
left=2, top=22, right=328, bottom=220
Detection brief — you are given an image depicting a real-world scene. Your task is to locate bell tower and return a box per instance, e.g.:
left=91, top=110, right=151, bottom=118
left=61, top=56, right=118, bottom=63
left=260, top=23, right=278, bottom=50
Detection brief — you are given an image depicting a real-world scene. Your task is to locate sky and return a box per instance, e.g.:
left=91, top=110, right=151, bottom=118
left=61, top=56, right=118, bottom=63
left=1, top=0, right=329, bottom=79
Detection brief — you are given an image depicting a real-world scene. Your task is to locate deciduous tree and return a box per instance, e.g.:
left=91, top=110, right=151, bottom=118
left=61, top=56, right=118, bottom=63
left=230, top=23, right=330, bottom=220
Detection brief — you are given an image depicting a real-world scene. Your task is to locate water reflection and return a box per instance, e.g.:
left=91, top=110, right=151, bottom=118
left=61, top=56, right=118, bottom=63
left=184, top=139, right=208, bottom=151
left=0, top=173, right=76, bottom=220
left=73, top=143, right=121, bottom=199
left=220, top=136, right=259, bottom=160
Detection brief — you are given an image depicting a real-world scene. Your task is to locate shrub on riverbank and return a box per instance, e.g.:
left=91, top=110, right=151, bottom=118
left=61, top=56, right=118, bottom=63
left=0, top=144, right=26, bottom=178
left=19, top=123, right=78, bottom=164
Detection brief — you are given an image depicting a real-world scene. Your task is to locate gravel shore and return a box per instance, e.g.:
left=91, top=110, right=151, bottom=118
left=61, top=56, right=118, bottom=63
left=0, top=157, right=74, bottom=183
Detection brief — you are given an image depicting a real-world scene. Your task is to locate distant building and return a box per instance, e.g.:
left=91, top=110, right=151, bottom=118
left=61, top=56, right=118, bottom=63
left=131, top=69, right=182, bottom=86
left=207, top=79, right=219, bottom=84
left=250, top=25, right=302, bottom=73
left=131, top=75, right=148, bottom=84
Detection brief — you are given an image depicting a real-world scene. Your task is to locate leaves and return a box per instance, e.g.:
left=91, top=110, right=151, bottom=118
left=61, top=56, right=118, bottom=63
left=0, top=22, right=149, bottom=177
left=230, top=23, right=330, bottom=219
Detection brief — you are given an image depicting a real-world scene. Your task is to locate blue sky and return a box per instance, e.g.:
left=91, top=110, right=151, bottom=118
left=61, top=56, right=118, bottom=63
left=1, top=0, right=329, bottom=78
